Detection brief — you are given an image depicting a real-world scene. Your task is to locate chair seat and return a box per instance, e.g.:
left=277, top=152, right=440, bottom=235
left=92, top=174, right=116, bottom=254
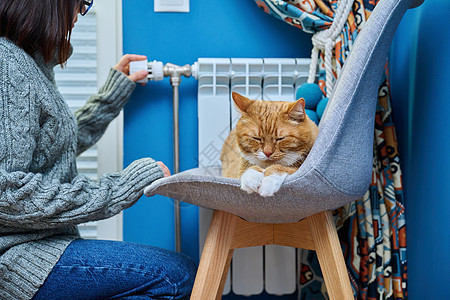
left=144, top=165, right=362, bottom=223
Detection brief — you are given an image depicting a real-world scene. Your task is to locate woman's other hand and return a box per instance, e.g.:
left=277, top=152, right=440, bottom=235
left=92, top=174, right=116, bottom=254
left=156, top=161, right=171, bottom=177
left=114, top=54, right=148, bottom=83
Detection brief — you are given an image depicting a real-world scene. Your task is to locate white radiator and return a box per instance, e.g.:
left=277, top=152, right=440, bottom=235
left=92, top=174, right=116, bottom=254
left=197, top=58, right=313, bottom=296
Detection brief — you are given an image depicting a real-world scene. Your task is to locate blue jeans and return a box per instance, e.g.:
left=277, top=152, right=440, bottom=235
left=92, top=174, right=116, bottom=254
left=33, top=239, right=197, bottom=300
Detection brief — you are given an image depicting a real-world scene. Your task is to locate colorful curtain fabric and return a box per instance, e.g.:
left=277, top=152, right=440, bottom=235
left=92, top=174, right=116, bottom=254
left=253, top=1, right=407, bottom=299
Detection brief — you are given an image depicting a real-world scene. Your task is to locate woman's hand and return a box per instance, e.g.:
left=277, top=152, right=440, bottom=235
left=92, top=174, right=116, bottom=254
left=156, top=161, right=171, bottom=177
left=114, top=54, right=148, bottom=83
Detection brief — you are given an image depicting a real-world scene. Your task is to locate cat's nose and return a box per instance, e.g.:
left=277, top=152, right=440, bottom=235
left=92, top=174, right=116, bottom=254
left=263, top=150, right=273, bottom=158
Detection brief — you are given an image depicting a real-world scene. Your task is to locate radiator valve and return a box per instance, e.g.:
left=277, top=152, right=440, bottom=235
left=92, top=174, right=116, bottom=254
left=129, top=60, right=198, bottom=84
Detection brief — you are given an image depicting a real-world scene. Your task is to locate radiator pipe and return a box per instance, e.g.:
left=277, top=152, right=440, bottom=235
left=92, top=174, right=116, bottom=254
left=163, top=63, right=192, bottom=252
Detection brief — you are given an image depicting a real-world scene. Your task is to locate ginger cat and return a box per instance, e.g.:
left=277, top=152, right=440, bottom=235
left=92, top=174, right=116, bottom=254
left=221, top=92, right=319, bottom=197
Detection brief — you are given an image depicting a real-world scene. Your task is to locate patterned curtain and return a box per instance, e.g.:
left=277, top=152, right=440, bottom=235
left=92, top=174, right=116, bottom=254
left=253, top=1, right=407, bottom=299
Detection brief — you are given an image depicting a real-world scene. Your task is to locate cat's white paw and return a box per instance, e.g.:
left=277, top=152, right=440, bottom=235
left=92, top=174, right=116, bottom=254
left=240, top=169, right=264, bottom=194
left=258, top=173, right=288, bottom=197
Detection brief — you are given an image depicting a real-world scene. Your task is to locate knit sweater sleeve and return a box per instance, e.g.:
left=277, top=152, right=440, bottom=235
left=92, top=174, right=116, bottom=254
left=0, top=158, right=163, bottom=230
left=75, top=68, right=136, bottom=155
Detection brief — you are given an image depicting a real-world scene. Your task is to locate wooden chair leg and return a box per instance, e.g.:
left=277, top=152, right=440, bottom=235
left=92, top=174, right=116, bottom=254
left=215, top=250, right=234, bottom=300
left=191, top=211, right=238, bottom=300
left=307, top=211, right=354, bottom=300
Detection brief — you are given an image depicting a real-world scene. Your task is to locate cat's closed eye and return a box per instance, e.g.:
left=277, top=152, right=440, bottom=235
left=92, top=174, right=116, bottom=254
left=252, top=137, right=262, bottom=141
left=276, top=137, right=285, bottom=142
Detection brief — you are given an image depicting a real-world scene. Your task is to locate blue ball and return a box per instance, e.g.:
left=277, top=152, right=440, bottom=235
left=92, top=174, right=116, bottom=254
left=305, top=109, right=319, bottom=125
left=296, top=83, right=323, bottom=110
left=316, top=97, right=329, bottom=119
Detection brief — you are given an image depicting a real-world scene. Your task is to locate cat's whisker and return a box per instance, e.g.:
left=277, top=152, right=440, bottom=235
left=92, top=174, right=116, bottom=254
left=256, top=151, right=269, bottom=161
left=242, top=153, right=263, bottom=166
left=279, top=152, right=306, bottom=166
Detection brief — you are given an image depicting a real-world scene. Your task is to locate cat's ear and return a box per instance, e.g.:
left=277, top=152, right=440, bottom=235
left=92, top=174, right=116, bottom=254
left=232, top=92, right=252, bottom=113
left=288, top=98, right=306, bottom=121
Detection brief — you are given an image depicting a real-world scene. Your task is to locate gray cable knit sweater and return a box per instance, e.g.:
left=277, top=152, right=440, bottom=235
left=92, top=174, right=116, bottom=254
left=0, top=37, right=164, bottom=299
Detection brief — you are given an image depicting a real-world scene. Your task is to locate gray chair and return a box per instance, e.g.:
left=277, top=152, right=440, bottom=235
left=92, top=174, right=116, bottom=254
left=144, top=0, right=422, bottom=298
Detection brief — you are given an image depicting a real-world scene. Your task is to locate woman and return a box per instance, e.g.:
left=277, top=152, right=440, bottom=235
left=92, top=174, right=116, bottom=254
left=0, top=0, right=196, bottom=299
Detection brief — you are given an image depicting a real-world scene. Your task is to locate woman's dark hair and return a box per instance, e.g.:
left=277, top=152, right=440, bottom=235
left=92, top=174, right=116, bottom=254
left=0, top=0, right=81, bottom=64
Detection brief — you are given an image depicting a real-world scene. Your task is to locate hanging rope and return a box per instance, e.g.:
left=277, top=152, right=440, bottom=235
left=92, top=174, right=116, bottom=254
left=307, top=0, right=355, bottom=97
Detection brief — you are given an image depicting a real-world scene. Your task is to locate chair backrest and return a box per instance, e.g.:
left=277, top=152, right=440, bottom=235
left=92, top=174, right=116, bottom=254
left=292, top=0, right=415, bottom=196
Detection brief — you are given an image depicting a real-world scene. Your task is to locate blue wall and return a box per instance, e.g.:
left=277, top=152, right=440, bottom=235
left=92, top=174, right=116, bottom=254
left=390, top=0, right=450, bottom=298
left=122, top=1, right=311, bottom=299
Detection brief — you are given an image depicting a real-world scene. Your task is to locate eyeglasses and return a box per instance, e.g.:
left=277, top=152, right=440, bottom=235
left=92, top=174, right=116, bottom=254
left=80, top=0, right=94, bottom=16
